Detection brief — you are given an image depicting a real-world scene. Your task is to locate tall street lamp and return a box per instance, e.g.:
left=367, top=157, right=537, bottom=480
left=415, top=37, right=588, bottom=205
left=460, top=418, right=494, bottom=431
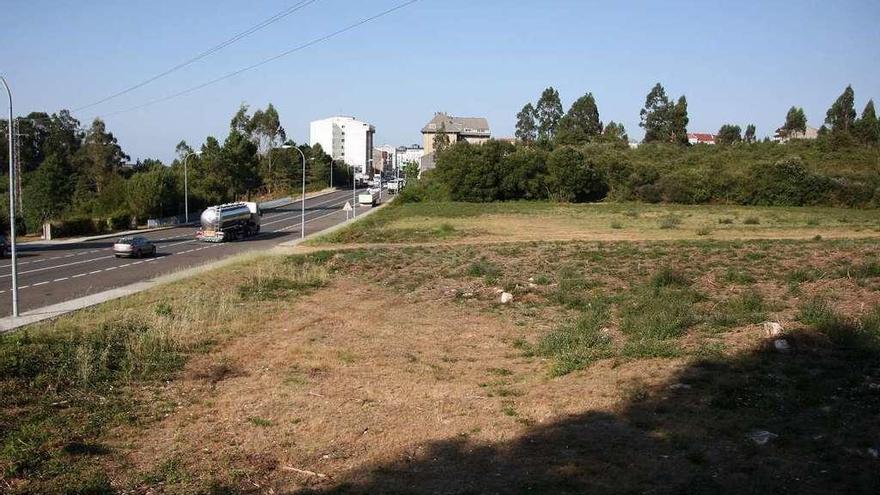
left=183, top=150, right=201, bottom=223
left=283, top=145, right=307, bottom=239
left=1, top=76, right=19, bottom=317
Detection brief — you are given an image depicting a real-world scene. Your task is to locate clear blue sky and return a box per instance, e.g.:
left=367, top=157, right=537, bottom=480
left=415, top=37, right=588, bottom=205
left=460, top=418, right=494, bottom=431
left=2, top=0, right=879, bottom=163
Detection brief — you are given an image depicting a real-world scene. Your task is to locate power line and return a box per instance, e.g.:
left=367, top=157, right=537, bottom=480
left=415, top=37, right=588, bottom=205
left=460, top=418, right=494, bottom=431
left=72, top=0, right=322, bottom=113
left=97, top=0, right=420, bottom=119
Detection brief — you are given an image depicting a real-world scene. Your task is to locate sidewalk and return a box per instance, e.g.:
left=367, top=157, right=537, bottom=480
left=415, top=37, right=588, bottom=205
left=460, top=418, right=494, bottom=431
left=17, top=188, right=337, bottom=247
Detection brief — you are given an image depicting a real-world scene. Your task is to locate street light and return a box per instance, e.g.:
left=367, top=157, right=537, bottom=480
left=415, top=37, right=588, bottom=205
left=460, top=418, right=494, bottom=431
left=282, top=145, right=307, bottom=239
left=183, top=151, right=201, bottom=223
left=1, top=76, right=19, bottom=317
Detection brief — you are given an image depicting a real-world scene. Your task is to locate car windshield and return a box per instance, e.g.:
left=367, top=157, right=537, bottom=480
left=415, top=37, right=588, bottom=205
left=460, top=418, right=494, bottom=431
left=117, top=237, right=134, bottom=244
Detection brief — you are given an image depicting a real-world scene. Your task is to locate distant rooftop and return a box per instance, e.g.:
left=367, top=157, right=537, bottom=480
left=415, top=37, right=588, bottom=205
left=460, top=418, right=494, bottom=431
left=422, top=112, right=489, bottom=135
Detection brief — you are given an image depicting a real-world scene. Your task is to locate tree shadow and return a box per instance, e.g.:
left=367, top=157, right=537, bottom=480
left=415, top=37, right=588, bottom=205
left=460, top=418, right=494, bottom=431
left=291, top=332, right=880, bottom=495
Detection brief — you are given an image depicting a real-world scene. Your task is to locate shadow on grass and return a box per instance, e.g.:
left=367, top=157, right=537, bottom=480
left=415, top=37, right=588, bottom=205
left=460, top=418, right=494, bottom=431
left=293, top=335, right=880, bottom=495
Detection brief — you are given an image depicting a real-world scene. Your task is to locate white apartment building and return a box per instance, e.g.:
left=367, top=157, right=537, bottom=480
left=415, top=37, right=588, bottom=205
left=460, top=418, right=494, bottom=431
left=309, top=116, right=375, bottom=177
left=395, top=145, right=425, bottom=169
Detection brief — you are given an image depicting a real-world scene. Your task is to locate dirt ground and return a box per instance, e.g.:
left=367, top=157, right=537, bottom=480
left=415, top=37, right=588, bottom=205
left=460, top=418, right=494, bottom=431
left=105, top=277, right=704, bottom=493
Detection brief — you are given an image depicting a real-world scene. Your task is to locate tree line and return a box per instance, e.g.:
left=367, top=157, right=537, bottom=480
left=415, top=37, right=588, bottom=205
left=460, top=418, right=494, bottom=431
left=0, top=104, right=352, bottom=235
left=401, top=83, right=880, bottom=207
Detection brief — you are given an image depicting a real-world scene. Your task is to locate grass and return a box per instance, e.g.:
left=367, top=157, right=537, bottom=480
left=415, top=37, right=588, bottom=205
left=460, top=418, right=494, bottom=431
left=0, top=252, right=330, bottom=492
left=537, top=298, right=612, bottom=376
left=797, top=299, right=880, bottom=350
left=309, top=201, right=880, bottom=245
left=5, top=211, right=880, bottom=492
left=710, top=291, right=767, bottom=328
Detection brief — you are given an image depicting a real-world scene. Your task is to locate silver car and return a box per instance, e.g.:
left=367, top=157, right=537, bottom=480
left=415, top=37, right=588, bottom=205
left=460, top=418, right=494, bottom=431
left=113, top=236, right=156, bottom=258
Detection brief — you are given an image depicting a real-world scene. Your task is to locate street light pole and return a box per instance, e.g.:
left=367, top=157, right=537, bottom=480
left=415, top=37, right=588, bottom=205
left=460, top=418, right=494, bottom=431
left=329, top=156, right=333, bottom=189
left=287, top=145, right=307, bottom=239
left=183, top=151, right=200, bottom=223
left=1, top=76, right=18, bottom=317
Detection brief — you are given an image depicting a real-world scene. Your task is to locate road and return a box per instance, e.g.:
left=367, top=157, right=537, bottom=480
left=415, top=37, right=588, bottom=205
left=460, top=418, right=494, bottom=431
left=0, top=188, right=376, bottom=317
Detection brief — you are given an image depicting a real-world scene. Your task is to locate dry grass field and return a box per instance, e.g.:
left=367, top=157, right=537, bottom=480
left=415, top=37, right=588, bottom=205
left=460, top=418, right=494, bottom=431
left=2, top=202, right=880, bottom=494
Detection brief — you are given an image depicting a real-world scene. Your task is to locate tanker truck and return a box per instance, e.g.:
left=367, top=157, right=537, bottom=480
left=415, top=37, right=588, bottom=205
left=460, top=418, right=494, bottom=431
left=196, top=202, right=261, bottom=242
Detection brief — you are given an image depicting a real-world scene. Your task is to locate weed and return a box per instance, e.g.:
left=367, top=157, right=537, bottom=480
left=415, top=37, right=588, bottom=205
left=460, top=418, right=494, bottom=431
left=721, top=268, right=756, bottom=284
left=622, top=380, right=650, bottom=402
left=650, top=267, right=691, bottom=288
left=551, top=266, right=599, bottom=309
left=711, top=291, right=766, bottom=328
left=610, top=221, right=624, bottom=229
left=806, top=218, right=820, bottom=226
left=658, top=214, right=683, bottom=229
left=696, top=226, right=712, bottom=236
left=798, top=299, right=878, bottom=349
left=537, top=298, right=612, bottom=376
left=248, top=417, right=273, bottom=427
left=743, top=216, right=761, bottom=225
left=467, top=257, right=501, bottom=283
left=487, top=367, right=514, bottom=376
left=501, top=403, right=518, bottom=417
left=238, top=264, right=329, bottom=301
left=532, top=274, right=551, bottom=285
left=838, top=261, right=880, bottom=280
left=785, top=268, right=820, bottom=285
left=155, top=302, right=173, bottom=317
left=718, top=217, right=734, bottom=225
left=620, top=287, right=699, bottom=342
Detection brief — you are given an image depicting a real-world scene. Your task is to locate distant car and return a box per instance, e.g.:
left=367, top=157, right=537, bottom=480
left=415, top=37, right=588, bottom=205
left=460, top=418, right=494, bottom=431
left=0, top=235, right=6, bottom=257
left=113, top=236, right=156, bottom=258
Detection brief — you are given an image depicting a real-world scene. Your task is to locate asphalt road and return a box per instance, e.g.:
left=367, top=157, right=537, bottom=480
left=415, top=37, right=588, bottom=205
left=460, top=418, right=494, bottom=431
left=0, top=188, right=376, bottom=317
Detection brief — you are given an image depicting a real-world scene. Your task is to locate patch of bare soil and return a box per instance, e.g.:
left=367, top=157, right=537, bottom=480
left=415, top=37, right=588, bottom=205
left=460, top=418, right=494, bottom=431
left=106, top=278, right=701, bottom=493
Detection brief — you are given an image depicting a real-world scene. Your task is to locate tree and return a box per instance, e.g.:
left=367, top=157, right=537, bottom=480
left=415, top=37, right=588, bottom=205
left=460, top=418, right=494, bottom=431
left=535, top=87, right=563, bottom=141
left=782, top=107, right=807, bottom=138
left=716, top=124, right=742, bottom=145
left=23, top=153, right=73, bottom=228
left=79, top=118, right=129, bottom=193
left=854, top=100, right=879, bottom=145
left=545, top=147, right=606, bottom=202
left=556, top=92, right=602, bottom=145
left=825, top=85, right=857, bottom=134
left=640, top=83, right=671, bottom=143
left=744, top=124, right=757, bottom=144
left=402, top=161, right=420, bottom=180
left=515, top=103, right=537, bottom=144
left=670, top=96, right=689, bottom=144
left=600, top=121, right=629, bottom=145
left=433, top=122, right=451, bottom=154
left=126, top=165, right=177, bottom=220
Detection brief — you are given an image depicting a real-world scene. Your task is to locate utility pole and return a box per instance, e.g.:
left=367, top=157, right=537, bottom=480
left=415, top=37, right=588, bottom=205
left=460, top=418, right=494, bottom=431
left=2, top=76, right=19, bottom=317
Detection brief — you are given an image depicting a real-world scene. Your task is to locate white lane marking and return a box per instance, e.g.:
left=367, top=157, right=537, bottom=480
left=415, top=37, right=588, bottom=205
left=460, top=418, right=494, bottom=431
left=89, top=270, right=102, bottom=275
left=53, top=277, right=69, bottom=282
left=0, top=255, right=115, bottom=279
left=72, top=273, right=87, bottom=278
left=33, top=281, right=49, bottom=286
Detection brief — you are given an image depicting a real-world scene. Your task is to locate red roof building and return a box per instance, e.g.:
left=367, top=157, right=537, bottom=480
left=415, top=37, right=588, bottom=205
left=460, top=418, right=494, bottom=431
left=687, top=133, right=716, bottom=145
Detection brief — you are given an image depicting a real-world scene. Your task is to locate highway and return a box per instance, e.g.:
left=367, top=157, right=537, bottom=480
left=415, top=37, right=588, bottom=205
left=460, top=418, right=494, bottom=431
left=0, top=188, right=373, bottom=317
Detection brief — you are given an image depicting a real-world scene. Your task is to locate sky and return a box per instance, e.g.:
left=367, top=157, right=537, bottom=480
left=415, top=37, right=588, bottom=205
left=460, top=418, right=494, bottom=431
left=2, top=0, right=879, bottom=163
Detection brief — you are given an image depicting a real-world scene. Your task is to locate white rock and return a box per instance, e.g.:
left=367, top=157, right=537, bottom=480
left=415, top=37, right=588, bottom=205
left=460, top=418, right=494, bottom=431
left=747, top=430, right=778, bottom=445
left=773, top=339, right=792, bottom=353
left=763, top=322, right=784, bottom=338
left=500, top=292, right=514, bottom=304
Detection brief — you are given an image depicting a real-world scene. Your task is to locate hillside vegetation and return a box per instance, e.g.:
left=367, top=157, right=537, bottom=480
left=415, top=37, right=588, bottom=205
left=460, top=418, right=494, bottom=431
left=405, top=139, right=880, bottom=207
